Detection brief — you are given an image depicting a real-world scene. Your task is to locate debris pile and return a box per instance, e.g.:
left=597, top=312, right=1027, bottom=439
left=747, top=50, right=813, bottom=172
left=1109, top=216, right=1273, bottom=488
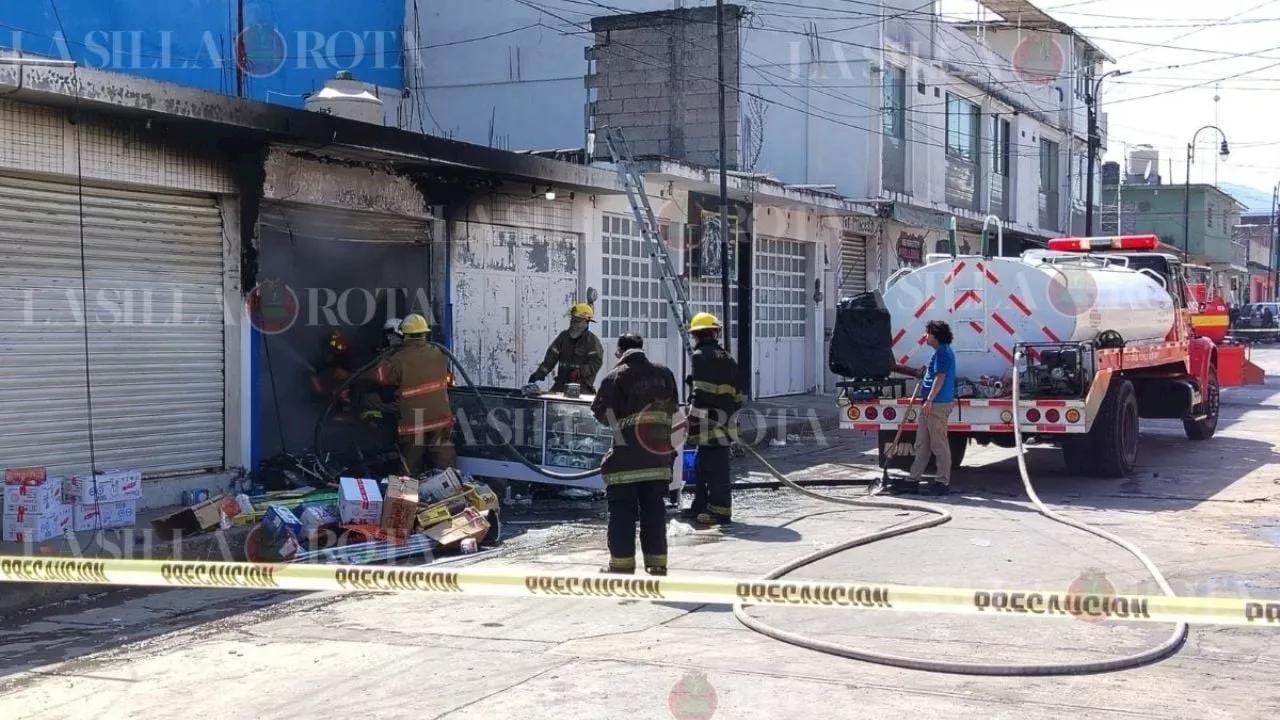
left=228, top=468, right=501, bottom=563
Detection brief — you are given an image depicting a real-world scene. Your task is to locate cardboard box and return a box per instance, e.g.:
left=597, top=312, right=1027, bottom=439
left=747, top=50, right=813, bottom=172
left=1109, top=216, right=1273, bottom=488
left=424, top=507, right=490, bottom=547
left=3, top=477, right=64, bottom=514
left=71, top=500, right=137, bottom=532
left=298, top=503, right=341, bottom=536
left=463, top=481, right=500, bottom=514
left=3, top=503, right=72, bottom=542
left=64, top=470, right=143, bottom=505
left=381, top=476, right=420, bottom=536
left=151, top=496, right=224, bottom=538
left=262, top=506, right=303, bottom=540
left=338, top=477, right=382, bottom=524
left=419, top=468, right=463, bottom=503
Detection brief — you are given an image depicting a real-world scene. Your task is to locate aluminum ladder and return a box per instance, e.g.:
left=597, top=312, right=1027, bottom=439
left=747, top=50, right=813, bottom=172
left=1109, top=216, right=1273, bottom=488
left=599, top=126, right=696, bottom=356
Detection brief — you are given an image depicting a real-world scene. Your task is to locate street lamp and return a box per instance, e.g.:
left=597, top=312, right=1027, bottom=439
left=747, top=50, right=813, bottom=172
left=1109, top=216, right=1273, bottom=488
left=1183, top=125, right=1230, bottom=258
left=1084, top=69, right=1129, bottom=235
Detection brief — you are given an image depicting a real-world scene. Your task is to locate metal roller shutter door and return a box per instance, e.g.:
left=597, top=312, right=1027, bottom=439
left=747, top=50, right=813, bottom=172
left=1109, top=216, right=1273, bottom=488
left=0, top=174, right=225, bottom=476
left=839, top=233, right=868, bottom=296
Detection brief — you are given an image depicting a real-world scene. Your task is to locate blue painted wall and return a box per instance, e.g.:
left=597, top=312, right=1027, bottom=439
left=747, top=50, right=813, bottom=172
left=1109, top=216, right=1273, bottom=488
left=2, top=1, right=404, bottom=105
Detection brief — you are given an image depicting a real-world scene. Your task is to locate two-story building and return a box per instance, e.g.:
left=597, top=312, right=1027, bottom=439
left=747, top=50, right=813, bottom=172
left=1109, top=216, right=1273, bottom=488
left=1100, top=183, right=1249, bottom=303
left=417, top=0, right=1114, bottom=398
left=1, top=0, right=410, bottom=122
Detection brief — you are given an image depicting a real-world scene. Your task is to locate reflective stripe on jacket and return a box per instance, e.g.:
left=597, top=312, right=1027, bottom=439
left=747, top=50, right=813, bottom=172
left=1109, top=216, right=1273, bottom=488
left=590, top=349, right=679, bottom=486
left=372, top=337, right=454, bottom=436
left=686, top=339, right=744, bottom=447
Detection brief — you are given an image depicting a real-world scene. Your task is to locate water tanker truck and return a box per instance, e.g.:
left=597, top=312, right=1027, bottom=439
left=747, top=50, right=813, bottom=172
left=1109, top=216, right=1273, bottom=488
left=835, top=234, right=1220, bottom=477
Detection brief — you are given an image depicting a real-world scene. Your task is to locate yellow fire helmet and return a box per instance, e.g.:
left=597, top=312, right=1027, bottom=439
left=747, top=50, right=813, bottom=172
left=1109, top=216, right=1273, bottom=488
left=689, top=312, right=722, bottom=332
left=569, top=302, right=595, bottom=321
left=399, top=313, right=430, bottom=335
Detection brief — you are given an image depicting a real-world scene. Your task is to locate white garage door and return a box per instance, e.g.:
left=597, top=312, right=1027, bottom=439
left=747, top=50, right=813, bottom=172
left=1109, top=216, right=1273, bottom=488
left=600, top=213, right=677, bottom=371
left=0, top=174, right=226, bottom=476
left=753, top=237, right=810, bottom=398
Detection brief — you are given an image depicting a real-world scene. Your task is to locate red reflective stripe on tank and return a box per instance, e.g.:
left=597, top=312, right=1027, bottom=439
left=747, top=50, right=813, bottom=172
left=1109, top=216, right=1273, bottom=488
left=1036, top=400, right=1068, bottom=407
left=1008, top=295, right=1033, bottom=317
left=993, top=343, right=1014, bottom=363
left=1042, top=325, right=1062, bottom=342
left=949, top=424, right=972, bottom=431
left=943, top=261, right=967, bottom=285
left=898, top=354, right=911, bottom=365
left=982, top=266, right=999, bottom=284
left=853, top=423, right=879, bottom=431
left=891, top=329, right=906, bottom=346
left=895, top=398, right=916, bottom=405
left=1036, top=425, right=1068, bottom=433
left=952, top=290, right=980, bottom=311
left=914, top=296, right=936, bottom=318
left=991, top=312, right=1015, bottom=335
left=918, top=334, right=929, bottom=346
left=989, top=424, right=1014, bottom=432
left=989, top=400, right=1012, bottom=407
left=969, top=321, right=983, bottom=333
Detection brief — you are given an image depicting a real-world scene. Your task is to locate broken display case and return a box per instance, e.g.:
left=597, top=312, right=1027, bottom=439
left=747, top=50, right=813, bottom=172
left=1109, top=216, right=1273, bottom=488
left=448, top=386, right=685, bottom=492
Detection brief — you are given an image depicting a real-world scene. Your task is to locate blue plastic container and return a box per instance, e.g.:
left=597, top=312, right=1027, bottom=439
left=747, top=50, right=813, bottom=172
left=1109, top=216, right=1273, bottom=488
left=682, top=449, right=698, bottom=486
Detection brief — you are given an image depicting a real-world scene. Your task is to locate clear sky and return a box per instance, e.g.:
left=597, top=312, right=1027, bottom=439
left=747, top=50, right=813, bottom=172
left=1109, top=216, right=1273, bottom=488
left=940, top=0, right=1280, bottom=196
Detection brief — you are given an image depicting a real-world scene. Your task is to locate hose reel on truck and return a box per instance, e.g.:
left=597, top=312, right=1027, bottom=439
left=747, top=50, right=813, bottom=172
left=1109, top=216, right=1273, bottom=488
left=839, top=234, right=1220, bottom=478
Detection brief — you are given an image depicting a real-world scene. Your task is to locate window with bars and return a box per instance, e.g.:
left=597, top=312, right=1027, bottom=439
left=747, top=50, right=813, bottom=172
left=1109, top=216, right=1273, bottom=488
left=753, top=237, right=809, bottom=339
left=600, top=214, right=671, bottom=342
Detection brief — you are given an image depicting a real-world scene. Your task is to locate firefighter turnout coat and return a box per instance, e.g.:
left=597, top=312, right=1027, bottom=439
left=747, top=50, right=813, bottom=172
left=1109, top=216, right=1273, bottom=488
left=590, top=349, right=679, bottom=486
left=534, top=330, right=605, bottom=392
left=687, top=338, right=745, bottom=446
left=372, top=336, right=454, bottom=438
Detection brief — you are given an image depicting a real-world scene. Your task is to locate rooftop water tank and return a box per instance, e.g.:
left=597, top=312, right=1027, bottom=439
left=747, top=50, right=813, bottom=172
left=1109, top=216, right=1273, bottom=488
left=304, top=71, right=384, bottom=126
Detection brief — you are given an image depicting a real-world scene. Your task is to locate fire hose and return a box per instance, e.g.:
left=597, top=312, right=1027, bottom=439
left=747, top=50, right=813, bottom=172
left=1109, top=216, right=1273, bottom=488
left=729, top=350, right=1187, bottom=675
left=314, top=344, right=1188, bottom=674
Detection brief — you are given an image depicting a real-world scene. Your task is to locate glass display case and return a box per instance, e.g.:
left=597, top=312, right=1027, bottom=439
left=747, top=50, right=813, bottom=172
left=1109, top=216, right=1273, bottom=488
left=447, top=387, right=684, bottom=492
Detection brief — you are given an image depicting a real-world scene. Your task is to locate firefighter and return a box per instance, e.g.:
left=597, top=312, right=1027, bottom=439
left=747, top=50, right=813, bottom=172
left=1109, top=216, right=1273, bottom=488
left=529, top=302, right=605, bottom=393
left=370, top=313, right=456, bottom=475
left=378, top=317, right=404, bottom=353
left=590, top=332, right=679, bottom=576
left=681, top=312, right=744, bottom=527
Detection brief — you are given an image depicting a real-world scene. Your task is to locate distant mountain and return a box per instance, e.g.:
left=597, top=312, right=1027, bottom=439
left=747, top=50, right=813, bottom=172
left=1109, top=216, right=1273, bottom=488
left=1217, top=182, right=1272, bottom=214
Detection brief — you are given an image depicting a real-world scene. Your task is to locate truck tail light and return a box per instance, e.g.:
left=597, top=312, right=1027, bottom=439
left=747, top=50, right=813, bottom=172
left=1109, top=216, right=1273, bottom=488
left=1026, top=408, right=1042, bottom=423
left=865, top=406, right=879, bottom=420
left=882, top=407, right=897, bottom=421
left=1065, top=409, right=1081, bottom=423
left=1045, top=409, right=1061, bottom=423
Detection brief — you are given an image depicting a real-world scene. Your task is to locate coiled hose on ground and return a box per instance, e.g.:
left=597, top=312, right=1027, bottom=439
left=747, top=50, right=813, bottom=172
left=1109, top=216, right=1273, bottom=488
left=730, top=350, right=1189, bottom=675
left=317, top=343, right=1189, bottom=675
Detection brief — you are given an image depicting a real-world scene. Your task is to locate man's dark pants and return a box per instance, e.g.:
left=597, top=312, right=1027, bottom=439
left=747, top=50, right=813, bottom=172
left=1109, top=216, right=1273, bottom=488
left=606, top=479, right=669, bottom=571
left=690, top=444, right=732, bottom=520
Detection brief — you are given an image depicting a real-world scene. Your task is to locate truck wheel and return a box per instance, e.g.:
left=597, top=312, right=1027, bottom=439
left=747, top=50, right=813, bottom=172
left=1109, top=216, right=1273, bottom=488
left=1093, top=378, right=1139, bottom=478
left=1060, top=435, right=1095, bottom=476
left=1183, top=364, right=1220, bottom=441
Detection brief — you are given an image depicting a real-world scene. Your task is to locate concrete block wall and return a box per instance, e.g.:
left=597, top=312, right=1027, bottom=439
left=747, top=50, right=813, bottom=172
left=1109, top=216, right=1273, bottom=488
left=588, top=6, right=743, bottom=168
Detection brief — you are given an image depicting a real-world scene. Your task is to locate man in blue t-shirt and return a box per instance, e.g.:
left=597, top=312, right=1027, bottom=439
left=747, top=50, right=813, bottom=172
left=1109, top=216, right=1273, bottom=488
left=909, top=320, right=956, bottom=495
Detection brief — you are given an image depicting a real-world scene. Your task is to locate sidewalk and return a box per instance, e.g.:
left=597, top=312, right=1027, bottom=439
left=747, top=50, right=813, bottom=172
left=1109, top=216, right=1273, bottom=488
left=736, top=393, right=844, bottom=447
left=0, top=506, right=254, bottom=618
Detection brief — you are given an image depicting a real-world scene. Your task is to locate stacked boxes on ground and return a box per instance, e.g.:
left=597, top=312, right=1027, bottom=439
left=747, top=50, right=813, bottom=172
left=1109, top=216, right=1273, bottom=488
left=2, top=468, right=140, bottom=542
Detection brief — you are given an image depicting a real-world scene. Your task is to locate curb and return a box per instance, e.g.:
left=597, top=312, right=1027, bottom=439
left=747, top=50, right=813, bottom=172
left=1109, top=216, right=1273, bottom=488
left=737, top=407, right=843, bottom=448
left=0, top=525, right=255, bottom=617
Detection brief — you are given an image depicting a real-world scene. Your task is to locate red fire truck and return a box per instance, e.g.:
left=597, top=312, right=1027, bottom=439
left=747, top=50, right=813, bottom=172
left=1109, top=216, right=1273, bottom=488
left=838, top=234, right=1220, bottom=477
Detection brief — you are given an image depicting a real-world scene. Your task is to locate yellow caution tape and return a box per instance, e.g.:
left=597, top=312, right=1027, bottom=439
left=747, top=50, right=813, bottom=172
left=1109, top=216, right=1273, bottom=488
left=0, top=556, right=1276, bottom=627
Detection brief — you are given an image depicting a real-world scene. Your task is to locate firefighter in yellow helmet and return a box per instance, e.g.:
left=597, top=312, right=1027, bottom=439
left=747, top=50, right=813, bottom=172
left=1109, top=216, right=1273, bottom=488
left=370, top=313, right=456, bottom=474
left=528, top=302, right=605, bottom=394
left=682, top=312, right=745, bottom=526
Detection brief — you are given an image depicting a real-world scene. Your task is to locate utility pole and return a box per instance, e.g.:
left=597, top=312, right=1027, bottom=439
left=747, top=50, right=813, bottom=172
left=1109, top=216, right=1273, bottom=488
left=1084, top=70, right=1126, bottom=235
left=1272, top=183, right=1278, bottom=301
left=716, top=0, right=732, bottom=353
left=234, top=0, right=246, bottom=97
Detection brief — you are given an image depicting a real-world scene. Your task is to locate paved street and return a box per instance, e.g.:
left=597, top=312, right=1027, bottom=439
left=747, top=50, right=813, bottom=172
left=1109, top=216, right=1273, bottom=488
left=3, top=351, right=1280, bottom=719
